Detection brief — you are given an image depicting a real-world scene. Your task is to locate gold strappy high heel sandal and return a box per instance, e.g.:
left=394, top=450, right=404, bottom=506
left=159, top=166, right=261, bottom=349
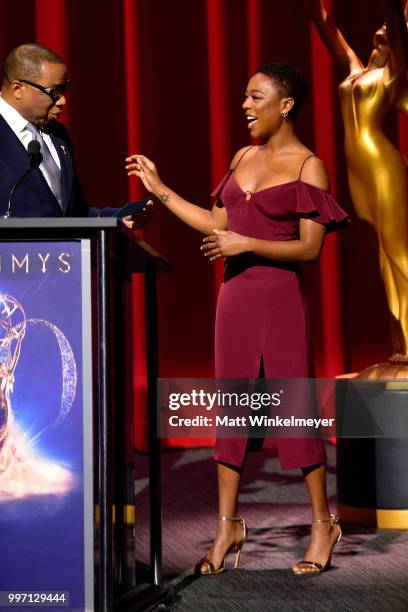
left=195, top=515, right=247, bottom=575
left=292, top=514, right=342, bottom=576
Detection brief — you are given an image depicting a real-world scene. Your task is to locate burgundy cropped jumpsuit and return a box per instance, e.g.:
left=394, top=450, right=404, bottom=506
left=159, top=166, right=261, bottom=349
left=212, top=152, right=348, bottom=470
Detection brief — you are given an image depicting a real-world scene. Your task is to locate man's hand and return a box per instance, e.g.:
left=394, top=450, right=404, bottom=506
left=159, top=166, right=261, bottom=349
left=121, top=199, right=154, bottom=230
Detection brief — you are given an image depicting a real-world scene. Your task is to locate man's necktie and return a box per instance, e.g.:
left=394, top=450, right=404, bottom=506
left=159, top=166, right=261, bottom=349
left=26, top=123, right=63, bottom=209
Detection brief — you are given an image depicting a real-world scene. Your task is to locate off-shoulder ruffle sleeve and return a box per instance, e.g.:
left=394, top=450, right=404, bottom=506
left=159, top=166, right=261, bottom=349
left=295, top=181, right=349, bottom=232
left=210, top=170, right=232, bottom=208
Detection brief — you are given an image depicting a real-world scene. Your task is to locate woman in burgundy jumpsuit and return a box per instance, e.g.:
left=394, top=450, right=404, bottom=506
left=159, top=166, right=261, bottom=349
left=213, top=152, right=346, bottom=473
left=127, top=63, right=348, bottom=575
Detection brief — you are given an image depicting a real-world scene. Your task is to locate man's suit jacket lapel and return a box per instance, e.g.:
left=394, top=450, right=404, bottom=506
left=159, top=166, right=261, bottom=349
left=0, top=115, right=28, bottom=173
left=0, top=115, right=62, bottom=213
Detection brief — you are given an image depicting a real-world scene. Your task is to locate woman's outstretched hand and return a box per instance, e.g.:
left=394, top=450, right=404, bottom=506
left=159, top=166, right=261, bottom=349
left=125, top=154, right=164, bottom=195
left=201, top=229, right=250, bottom=261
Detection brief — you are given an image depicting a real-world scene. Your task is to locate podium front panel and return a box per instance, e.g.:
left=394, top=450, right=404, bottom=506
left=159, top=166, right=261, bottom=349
left=0, top=240, right=94, bottom=611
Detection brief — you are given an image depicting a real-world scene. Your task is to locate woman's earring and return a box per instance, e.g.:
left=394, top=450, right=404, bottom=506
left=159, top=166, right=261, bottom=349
left=281, top=111, right=288, bottom=119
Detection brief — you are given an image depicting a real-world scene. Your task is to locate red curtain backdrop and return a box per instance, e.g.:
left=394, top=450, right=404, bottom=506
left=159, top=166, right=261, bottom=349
left=309, top=0, right=345, bottom=376
left=1, top=0, right=406, bottom=448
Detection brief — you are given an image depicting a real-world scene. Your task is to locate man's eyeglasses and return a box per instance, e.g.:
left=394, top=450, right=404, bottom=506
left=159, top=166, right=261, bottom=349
left=19, top=78, right=70, bottom=102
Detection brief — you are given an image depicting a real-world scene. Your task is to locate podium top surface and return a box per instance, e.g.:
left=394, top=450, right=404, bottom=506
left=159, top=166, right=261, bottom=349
left=0, top=217, right=171, bottom=273
left=0, top=217, right=117, bottom=229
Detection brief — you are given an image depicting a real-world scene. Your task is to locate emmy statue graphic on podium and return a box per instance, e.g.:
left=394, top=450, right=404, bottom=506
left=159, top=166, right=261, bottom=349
left=0, top=293, right=77, bottom=501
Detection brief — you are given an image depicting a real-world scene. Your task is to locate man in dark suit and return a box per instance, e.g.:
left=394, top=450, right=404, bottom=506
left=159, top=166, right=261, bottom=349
left=0, top=43, right=148, bottom=224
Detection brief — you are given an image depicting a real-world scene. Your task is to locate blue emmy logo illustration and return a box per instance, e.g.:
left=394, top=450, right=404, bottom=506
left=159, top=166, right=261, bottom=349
left=0, top=293, right=77, bottom=500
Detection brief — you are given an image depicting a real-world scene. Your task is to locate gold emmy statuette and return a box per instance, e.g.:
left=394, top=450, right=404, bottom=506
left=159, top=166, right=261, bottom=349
left=307, top=0, right=408, bottom=379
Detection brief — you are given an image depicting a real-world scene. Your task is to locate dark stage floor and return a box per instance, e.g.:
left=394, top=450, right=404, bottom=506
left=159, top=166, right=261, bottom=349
left=134, top=444, right=408, bottom=611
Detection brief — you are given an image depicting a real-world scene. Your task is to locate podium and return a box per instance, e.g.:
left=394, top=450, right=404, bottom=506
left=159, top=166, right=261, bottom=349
left=0, top=219, right=171, bottom=611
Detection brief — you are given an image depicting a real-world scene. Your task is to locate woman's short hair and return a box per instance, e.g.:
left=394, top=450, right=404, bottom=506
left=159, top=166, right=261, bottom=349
left=255, top=62, right=308, bottom=120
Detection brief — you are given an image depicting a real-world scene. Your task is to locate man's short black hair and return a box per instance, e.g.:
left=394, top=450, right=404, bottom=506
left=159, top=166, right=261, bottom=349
left=3, top=43, right=64, bottom=86
left=255, top=62, right=308, bottom=121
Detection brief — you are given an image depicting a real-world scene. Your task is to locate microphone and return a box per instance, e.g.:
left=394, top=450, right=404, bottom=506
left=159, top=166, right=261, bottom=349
left=3, top=140, right=42, bottom=218
left=27, top=139, right=41, bottom=169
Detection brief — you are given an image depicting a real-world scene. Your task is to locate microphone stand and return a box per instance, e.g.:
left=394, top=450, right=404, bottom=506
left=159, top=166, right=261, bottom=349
left=3, top=140, right=42, bottom=219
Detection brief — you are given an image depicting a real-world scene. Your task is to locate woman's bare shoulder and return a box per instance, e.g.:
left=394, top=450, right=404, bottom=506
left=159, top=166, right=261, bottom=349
left=229, top=145, right=257, bottom=169
left=299, top=155, right=330, bottom=191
